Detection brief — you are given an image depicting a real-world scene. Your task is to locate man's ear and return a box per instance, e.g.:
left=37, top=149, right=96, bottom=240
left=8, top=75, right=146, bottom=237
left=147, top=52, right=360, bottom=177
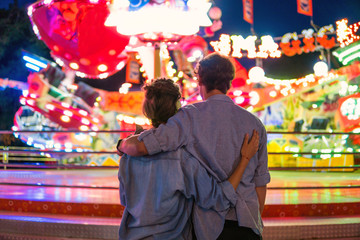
left=176, top=100, right=181, bottom=110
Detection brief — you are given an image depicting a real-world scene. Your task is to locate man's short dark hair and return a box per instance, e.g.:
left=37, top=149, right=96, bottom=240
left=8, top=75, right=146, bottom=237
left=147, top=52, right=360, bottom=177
left=142, top=78, right=181, bottom=128
left=195, top=53, right=235, bottom=94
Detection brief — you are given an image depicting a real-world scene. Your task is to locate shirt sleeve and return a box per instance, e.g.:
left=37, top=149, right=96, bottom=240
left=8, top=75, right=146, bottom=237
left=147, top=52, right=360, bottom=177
left=180, top=154, right=237, bottom=212
left=254, top=125, right=271, bottom=187
left=138, top=107, right=193, bottom=155
left=118, top=155, right=127, bottom=206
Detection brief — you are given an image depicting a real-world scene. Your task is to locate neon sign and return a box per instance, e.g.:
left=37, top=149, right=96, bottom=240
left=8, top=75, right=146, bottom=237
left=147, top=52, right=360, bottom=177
left=210, top=34, right=281, bottom=59
left=336, top=19, right=360, bottom=47
left=210, top=19, right=359, bottom=59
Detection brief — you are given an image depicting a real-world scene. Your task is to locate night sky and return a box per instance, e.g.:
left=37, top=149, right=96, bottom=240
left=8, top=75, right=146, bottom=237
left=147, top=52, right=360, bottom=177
left=216, top=0, right=360, bottom=37
left=0, top=0, right=34, bottom=9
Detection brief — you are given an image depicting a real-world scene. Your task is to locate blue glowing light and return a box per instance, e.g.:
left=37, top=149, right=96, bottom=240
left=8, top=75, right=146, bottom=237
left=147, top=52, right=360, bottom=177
left=25, top=63, right=40, bottom=72
left=23, top=55, right=48, bottom=69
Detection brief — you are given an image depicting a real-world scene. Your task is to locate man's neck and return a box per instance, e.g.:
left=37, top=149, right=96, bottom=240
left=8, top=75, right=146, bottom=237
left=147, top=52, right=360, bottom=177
left=204, top=89, right=225, bottom=100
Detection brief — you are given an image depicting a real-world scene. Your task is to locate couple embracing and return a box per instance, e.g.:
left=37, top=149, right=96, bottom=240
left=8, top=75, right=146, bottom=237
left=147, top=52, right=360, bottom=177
left=117, top=53, right=270, bottom=240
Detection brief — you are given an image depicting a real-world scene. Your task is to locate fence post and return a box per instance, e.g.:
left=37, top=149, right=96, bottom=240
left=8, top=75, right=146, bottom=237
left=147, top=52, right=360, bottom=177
left=3, top=146, right=9, bottom=170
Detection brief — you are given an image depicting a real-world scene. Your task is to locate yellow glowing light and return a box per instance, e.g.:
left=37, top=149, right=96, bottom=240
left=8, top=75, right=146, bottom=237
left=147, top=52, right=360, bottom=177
left=211, top=34, right=280, bottom=59
left=134, top=117, right=146, bottom=125
left=191, top=82, right=198, bottom=88
left=74, top=134, right=86, bottom=142
left=105, top=0, right=211, bottom=36
left=116, top=114, right=151, bottom=126
left=281, top=32, right=298, bottom=43
left=242, top=35, right=258, bottom=59
left=210, top=34, right=231, bottom=56
left=63, top=110, right=73, bottom=117
left=64, top=142, right=73, bottom=149
left=99, top=73, right=109, bottom=79
left=81, top=118, right=90, bottom=125
left=119, top=87, right=129, bottom=94
left=257, top=35, right=281, bottom=58
left=160, top=44, right=170, bottom=59
left=116, top=61, right=126, bottom=70
left=69, top=62, right=79, bottom=70
left=27, top=5, right=33, bottom=17
left=233, top=90, right=242, bottom=96
left=234, top=96, right=245, bottom=104
left=54, top=58, right=64, bottom=67
left=340, top=98, right=360, bottom=120
left=79, top=110, right=88, bottom=116
left=123, top=116, right=135, bottom=124
left=61, top=102, right=70, bottom=108
left=302, top=28, right=314, bottom=38
left=60, top=115, right=71, bottom=122
left=313, top=61, right=329, bottom=77
left=248, top=72, right=339, bottom=99
left=122, top=83, right=132, bottom=88
left=20, top=98, right=26, bottom=105
left=22, top=90, right=29, bottom=97
left=97, top=64, right=108, bottom=72
left=249, top=91, right=260, bottom=105
left=230, top=35, right=244, bottom=58
left=269, top=91, right=277, bottom=97
left=26, top=99, right=35, bottom=106
left=248, top=67, right=265, bottom=81
left=75, top=72, right=86, bottom=78
left=318, top=24, right=334, bottom=37
left=336, top=18, right=360, bottom=47
left=79, top=125, right=89, bottom=131
left=68, top=84, right=78, bottom=91
left=45, top=104, right=55, bottom=111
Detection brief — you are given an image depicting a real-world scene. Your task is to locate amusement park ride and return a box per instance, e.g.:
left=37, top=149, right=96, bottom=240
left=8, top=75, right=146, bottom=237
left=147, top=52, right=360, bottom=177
left=1, top=0, right=360, bottom=168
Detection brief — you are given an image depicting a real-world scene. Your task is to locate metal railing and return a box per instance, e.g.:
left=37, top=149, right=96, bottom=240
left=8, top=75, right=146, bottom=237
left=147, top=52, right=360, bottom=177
left=0, top=130, right=359, bottom=191
left=1, top=130, right=359, bottom=171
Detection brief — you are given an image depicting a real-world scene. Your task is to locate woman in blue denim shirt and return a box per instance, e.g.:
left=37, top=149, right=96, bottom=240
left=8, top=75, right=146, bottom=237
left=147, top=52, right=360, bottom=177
left=118, top=78, right=259, bottom=240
